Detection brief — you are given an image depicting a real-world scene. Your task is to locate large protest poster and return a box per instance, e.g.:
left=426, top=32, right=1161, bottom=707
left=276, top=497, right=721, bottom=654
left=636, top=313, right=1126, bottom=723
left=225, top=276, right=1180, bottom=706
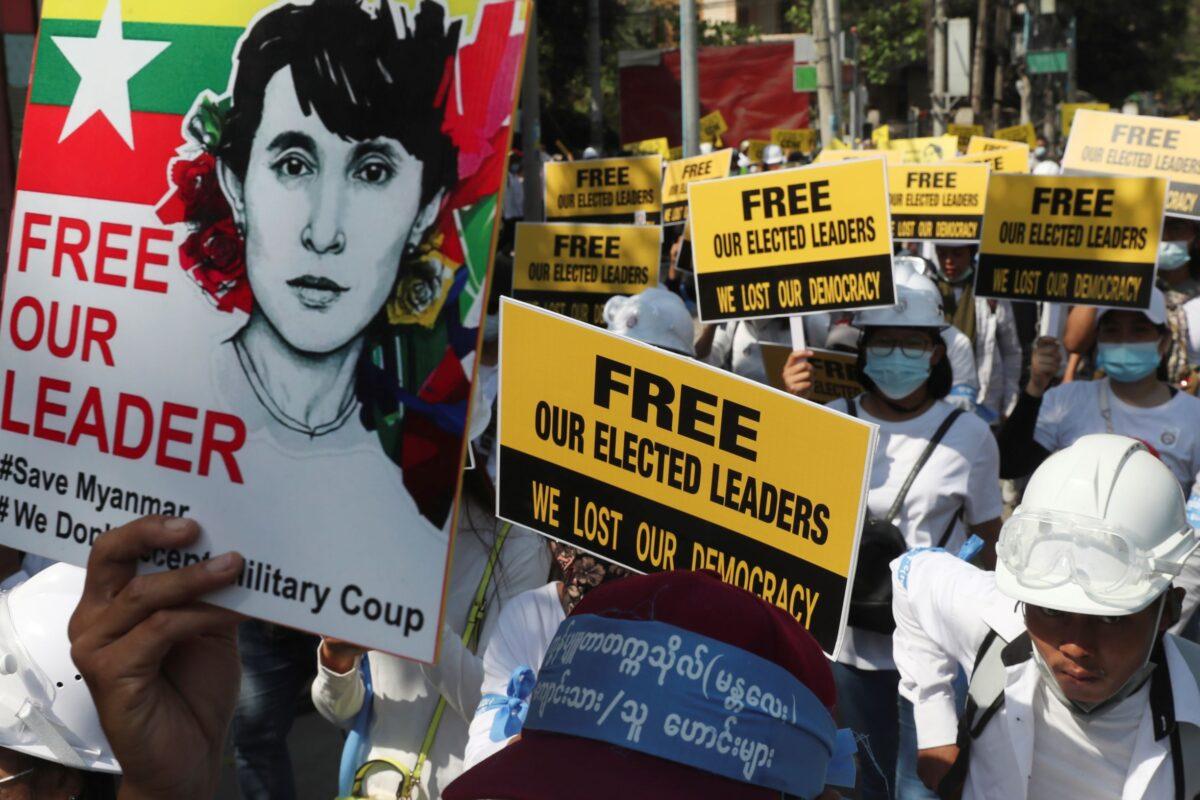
left=544, top=155, right=663, bottom=224
left=496, top=300, right=877, bottom=657
left=0, top=0, right=530, bottom=662
left=687, top=156, right=895, bottom=323
left=889, top=163, right=988, bottom=243
left=1063, top=110, right=1200, bottom=220
left=661, top=149, right=733, bottom=225
left=975, top=174, right=1166, bottom=308
left=511, top=222, right=661, bottom=325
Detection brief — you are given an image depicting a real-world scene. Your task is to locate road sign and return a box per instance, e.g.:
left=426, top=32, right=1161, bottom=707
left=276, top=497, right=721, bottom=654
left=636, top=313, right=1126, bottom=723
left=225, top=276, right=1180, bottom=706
left=794, top=64, right=818, bottom=93
left=1027, top=49, right=1069, bottom=75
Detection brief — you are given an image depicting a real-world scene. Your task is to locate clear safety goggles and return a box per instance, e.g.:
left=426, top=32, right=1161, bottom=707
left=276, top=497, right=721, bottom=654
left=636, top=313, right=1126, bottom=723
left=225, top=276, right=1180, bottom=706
left=997, top=509, right=1189, bottom=598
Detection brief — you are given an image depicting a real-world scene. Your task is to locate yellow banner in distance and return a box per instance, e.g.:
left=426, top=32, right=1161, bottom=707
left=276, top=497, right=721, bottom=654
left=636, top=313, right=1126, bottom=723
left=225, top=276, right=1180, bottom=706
left=759, top=344, right=864, bottom=404
left=687, top=157, right=895, bottom=322
left=953, top=144, right=1030, bottom=174
left=968, top=136, right=1031, bottom=156
left=1062, top=102, right=1110, bottom=137
left=746, top=139, right=771, bottom=164
left=497, top=299, right=877, bottom=657
left=948, top=124, right=985, bottom=152
left=772, top=128, right=818, bottom=154
left=888, top=135, right=959, bottom=164
left=976, top=174, right=1166, bottom=308
left=888, top=163, right=989, bottom=242
left=1062, top=110, right=1200, bottom=220
left=623, top=137, right=671, bottom=159
left=813, top=149, right=875, bottom=164
left=871, top=124, right=890, bottom=149
left=544, top=155, right=663, bottom=223
left=662, top=149, right=735, bottom=225
left=700, top=110, right=730, bottom=143
left=669, top=146, right=683, bottom=160
left=512, top=223, right=662, bottom=325
left=995, top=123, right=1038, bottom=148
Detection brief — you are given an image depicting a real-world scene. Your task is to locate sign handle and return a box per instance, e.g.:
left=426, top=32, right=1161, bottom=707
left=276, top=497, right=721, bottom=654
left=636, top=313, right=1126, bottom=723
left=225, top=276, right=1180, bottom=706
left=1038, top=302, right=1064, bottom=339
left=789, top=316, right=807, bottom=350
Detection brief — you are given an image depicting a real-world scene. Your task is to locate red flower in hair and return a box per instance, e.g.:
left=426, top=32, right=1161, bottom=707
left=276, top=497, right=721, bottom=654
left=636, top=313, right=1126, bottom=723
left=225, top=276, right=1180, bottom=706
left=170, top=153, right=230, bottom=224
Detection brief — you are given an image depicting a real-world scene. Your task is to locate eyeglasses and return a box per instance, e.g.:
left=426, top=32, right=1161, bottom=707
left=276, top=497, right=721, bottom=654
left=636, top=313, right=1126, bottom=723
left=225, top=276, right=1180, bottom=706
left=864, top=335, right=934, bottom=359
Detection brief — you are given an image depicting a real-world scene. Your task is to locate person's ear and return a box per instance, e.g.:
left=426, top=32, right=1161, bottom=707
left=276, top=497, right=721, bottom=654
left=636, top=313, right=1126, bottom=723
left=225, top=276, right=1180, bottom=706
left=1162, top=586, right=1185, bottom=632
left=217, top=160, right=247, bottom=232
left=407, top=190, right=445, bottom=251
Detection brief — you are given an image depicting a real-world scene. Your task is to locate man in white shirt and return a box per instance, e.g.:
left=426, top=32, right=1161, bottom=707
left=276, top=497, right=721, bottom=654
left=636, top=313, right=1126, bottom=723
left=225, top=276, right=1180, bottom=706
left=893, top=433, right=1200, bottom=800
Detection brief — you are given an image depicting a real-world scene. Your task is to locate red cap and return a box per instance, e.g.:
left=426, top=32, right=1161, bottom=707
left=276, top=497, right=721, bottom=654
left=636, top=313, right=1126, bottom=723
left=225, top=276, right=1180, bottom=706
left=444, top=570, right=835, bottom=800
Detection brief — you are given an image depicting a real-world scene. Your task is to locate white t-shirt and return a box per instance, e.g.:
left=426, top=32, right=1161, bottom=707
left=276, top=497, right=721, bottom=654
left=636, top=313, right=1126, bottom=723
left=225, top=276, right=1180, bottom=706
left=463, top=581, right=566, bottom=769
left=1035, top=378, right=1200, bottom=490
left=1027, top=680, right=1148, bottom=800
left=828, top=396, right=1003, bottom=670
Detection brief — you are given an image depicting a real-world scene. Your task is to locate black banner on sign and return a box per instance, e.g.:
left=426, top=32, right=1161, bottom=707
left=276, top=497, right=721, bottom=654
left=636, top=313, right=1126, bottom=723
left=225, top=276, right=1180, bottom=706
left=663, top=204, right=688, bottom=225
left=692, top=253, right=895, bottom=322
left=975, top=254, right=1156, bottom=308
left=891, top=214, right=983, bottom=242
left=553, top=211, right=663, bottom=225
left=1167, top=181, right=1200, bottom=219
left=498, top=446, right=847, bottom=651
left=509, top=290, right=611, bottom=326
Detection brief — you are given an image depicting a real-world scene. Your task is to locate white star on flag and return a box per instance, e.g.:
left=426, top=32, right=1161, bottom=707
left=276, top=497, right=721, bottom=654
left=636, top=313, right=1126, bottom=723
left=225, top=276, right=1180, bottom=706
left=51, top=0, right=170, bottom=149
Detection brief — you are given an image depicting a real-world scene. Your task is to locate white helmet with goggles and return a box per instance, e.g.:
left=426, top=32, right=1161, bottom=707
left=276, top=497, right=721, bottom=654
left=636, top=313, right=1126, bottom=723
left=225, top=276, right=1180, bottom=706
left=996, top=434, right=1197, bottom=616
left=853, top=256, right=947, bottom=330
left=0, top=564, right=118, bottom=773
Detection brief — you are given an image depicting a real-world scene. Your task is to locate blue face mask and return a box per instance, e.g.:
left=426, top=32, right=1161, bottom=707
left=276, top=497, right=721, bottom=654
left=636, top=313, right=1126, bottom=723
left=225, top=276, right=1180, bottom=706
left=1159, top=241, right=1191, bottom=272
left=864, top=347, right=932, bottom=400
left=1096, top=342, right=1161, bottom=383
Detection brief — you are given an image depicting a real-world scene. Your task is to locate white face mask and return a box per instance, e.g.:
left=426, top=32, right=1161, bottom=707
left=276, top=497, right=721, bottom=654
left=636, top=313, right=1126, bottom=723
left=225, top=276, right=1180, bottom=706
left=1159, top=240, right=1192, bottom=272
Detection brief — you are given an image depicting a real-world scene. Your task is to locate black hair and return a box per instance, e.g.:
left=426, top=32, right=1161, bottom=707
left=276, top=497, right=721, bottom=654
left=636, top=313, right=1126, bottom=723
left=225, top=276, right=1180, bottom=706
left=855, top=327, right=952, bottom=400
left=218, top=0, right=460, bottom=207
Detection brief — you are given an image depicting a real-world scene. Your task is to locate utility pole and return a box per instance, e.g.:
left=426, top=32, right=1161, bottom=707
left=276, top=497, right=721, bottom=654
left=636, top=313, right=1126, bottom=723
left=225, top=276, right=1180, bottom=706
left=932, top=0, right=947, bottom=134
left=970, top=0, right=989, bottom=116
left=521, top=11, right=543, bottom=222
left=681, top=0, right=700, bottom=156
left=586, top=0, right=603, bottom=149
left=813, top=0, right=836, bottom=146
left=827, top=0, right=843, bottom=138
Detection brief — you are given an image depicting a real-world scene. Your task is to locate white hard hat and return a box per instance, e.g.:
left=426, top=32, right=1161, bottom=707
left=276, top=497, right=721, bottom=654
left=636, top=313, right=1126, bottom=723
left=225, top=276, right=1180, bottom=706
left=762, top=143, right=785, bottom=166
left=1032, top=160, right=1061, bottom=176
left=699, top=142, right=714, bottom=155
left=604, top=287, right=696, bottom=356
left=1095, top=286, right=1168, bottom=327
left=853, top=256, right=947, bottom=329
left=996, top=434, right=1197, bottom=616
left=582, top=146, right=600, bottom=159
left=0, top=564, right=119, bottom=772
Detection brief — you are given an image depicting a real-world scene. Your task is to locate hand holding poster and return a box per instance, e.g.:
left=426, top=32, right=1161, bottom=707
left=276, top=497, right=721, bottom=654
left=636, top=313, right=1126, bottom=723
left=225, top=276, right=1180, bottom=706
left=496, top=300, right=877, bottom=656
left=512, top=222, right=661, bottom=324
left=888, top=163, right=989, bottom=243
left=661, top=149, right=734, bottom=225
left=975, top=174, right=1166, bottom=308
left=0, top=0, right=529, bottom=661
left=544, top=155, right=663, bottom=224
left=687, top=157, right=895, bottom=322
left=699, top=110, right=729, bottom=144
left=1062, top=110, right=1200, bottom=219
left=759, top=343, right=864, bottom=404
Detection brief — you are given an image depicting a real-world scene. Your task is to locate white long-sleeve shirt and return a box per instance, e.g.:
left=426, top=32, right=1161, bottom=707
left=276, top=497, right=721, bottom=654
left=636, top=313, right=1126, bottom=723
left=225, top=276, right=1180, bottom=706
left=311, top=514, right=550, bottom=799
left=973, top=298, right=1022, bottom=418
left=892, top=550, right=1200, bottom=800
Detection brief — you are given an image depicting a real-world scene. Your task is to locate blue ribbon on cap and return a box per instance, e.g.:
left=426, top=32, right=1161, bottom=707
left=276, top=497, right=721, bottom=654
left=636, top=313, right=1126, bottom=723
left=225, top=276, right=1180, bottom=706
left=522, top=614, right=856, bottom=798
left=477, top=667, right=537, bottom=742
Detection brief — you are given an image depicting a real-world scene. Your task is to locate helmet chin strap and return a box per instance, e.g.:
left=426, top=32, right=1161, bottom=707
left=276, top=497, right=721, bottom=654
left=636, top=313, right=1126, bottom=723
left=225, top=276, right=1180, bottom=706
left=1031, top=595, right=1166, bottom=717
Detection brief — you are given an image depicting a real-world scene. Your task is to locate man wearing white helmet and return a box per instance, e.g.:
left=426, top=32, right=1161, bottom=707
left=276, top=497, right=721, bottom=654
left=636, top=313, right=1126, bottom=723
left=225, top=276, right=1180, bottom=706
left=894, top=434, right=1200, bottom=799
left=784, top=256, right=1003, bottom=799
left=603, top=286, right=696, bottom=356
left=761, top=143, right=786, bottom=171
left=0, top=564, right=118, bottom=798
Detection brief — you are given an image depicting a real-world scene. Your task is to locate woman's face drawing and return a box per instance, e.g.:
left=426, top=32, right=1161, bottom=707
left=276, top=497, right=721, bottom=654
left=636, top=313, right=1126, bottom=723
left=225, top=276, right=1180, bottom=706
left=225, top=67, right=431, bottom=354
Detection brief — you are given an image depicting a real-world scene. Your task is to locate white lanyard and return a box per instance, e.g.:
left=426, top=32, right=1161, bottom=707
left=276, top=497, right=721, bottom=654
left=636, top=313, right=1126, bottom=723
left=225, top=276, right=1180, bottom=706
left=1098, top=380, right=1116, bottom=434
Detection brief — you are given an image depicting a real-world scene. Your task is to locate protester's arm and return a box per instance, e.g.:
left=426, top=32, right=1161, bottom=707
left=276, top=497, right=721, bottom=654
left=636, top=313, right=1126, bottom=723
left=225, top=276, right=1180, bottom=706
left=68, top=517, right=244, bottom=800
left=964, top=429, right=1004, bottom=568
left=1062, top=305, right=1098, bottom=354
left=997, top=336, right=1061, bottom=479
left=311, top=640, right=367, bottom=726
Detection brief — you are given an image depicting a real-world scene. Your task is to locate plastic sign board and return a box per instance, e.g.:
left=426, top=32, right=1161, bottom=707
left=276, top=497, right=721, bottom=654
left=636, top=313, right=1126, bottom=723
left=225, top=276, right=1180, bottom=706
left=699, top=110, right=729, bottom=143
left=1063, top=110, right=1200, bottom=220
left=1062, top=102, right=1110, bottom=137
left=662, top=149, right=734, bottom=225
left=759, top=343, right=863, bottom=404
left=976, top=174, right=1167, bottom=309
left=888, top=163, right=989, bottom=243
left=545, top=155, right=663, bottom=224
left=512, top=222, right=661, bottom=325
left=888, top=135, right=960, bottom=164
left=1026, top=49, right=1069, bottom=75
left=772, top=128, right=818, bottom=154
left=953, top=142, right=1030, bottom=174
left=0, top=0, right=533, bottom=662
left=947, top=124, right=984, bottom=152
left=793, top=65, right=818, bottom=93
left=995, top=123, right=1038, bottom=148
left=687, top=157, right=895, bottom=322
left=496, top=299, right=878, bottom=658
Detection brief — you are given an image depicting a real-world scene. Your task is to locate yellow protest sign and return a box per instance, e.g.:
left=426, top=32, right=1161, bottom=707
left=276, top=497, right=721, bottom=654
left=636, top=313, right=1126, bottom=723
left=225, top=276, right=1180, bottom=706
left=497, top=299, right=877, bottom=656
left=968, top=136, right=1030, bottom=155
left=953, top=143, right=1030, bottom=174
left=827, top=138, right=850, bottom=150
left=948, top=124, right=984, bottom=152
left=759, top=344, right=864, bottom=404
left=888, top=135, right=959, bottom=164
left=1062, top=102, right=1110, bottom=137
left=976, top=174, right=1167, bottom=308
left=687, top=157, right=895, bottom=322
left=772, top=128, right=818, bottom=154
left=544, top=155, right=663, bottom=223
left=669, top=146, right=683, bottom=160
left=512, top=223, right=662, bottom=325
left=623, top=137, right=671, bottom=159
left=1062, top=110, right=1200, bottom=220
left=888, top=163, right=989, bottom=242
left=813, top=149, right=874, bottom=164
left=662, top=149, right=735, bottom=225
left=700, top=110, right=729, bottom=144
left=871, top=124, right=890, bottom=149
left=995, top=123, right=1038, bottom=148
left=746, top=139, right=771, bottom=164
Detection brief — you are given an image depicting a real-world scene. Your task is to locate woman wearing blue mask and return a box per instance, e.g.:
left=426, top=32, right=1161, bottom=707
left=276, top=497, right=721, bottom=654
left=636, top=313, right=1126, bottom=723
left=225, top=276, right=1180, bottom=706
left=785, top=257, right=1003, bottom=800
left=1000, top=287, right=1200, bottom=496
